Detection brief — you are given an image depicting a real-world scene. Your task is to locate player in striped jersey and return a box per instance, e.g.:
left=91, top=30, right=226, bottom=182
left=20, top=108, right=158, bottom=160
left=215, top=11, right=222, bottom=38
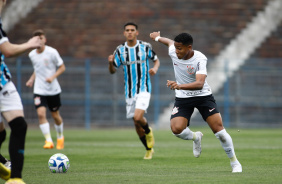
left=150, top=31, right=242, bottom=173
left=108, top=22, right=160, bottom=159
left=0, top=1, right=42, bottom=183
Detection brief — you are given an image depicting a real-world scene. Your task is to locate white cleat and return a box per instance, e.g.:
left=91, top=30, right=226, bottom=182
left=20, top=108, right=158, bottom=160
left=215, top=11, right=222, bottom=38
left=193, top=131, right=203, bottom=158
left=231, top=161, right=242, bottom=173
left=4, top=161, right=11, bottom=170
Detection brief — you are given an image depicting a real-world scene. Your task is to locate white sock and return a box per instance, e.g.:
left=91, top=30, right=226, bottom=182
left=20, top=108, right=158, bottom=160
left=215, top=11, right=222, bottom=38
left=39, top=122, right=53, bottom=142
left=215, top=129, right=238, bottom=162
left=174, top=127, right=194, bottom=140
left=54, top=123, right=64, bottom=139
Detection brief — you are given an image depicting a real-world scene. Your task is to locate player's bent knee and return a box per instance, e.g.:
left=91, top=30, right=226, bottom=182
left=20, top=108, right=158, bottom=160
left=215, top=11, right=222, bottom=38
left=9, top=117, right=28, bottom=135
left=171, top=126, right=184, bottom=135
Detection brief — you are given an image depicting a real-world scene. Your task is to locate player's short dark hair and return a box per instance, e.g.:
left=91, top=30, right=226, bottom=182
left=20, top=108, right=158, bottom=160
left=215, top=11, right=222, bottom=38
left=33, top=29, right=45, bottom=36
left=124, top=22, right=138, bottom=30
left=174, top=33, right=193, bottom=46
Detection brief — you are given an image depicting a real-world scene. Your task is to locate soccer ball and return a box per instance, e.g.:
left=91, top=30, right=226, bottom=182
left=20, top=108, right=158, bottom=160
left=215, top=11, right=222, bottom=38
left=48, top=153, right=70, bottom=173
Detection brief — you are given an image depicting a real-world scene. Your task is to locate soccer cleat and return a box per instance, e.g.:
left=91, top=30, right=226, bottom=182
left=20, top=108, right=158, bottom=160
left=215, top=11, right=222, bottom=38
left=193, top=131, right=203, bottom=158
left=144, top=149, right=154, bottom=160
left=0, top=163, right=11, bottom=181
left=43, top=141, right=54, bottom=149
left=56, top=136, right=64, bottom=150
left=231, top=161, right=242, bottom=173
left=4, top=161, right=11, bottom=170
left=5, top=178, right=26, bottom=184
left=145, top=127, right=155, bottom=149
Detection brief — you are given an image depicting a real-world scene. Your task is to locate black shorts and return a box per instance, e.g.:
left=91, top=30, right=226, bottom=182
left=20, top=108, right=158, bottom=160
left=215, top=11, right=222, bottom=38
left=170, top=94, right=219, bottom=126
left=34, top=94, right=61, bottom=112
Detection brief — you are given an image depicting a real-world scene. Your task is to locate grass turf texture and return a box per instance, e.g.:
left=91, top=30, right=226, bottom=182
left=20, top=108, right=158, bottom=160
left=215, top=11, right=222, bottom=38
left=1, top=128, right=282, bottom=184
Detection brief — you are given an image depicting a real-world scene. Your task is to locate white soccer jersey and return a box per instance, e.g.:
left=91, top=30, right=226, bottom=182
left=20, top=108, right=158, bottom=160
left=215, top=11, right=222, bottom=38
left=29, top=46, right=63, bottom=95
left=168, top=45, right=212, bottom=98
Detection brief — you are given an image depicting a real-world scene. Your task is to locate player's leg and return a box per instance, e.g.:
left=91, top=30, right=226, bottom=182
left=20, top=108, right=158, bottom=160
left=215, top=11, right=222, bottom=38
left=134, top=92, right=155, bottom=152
left=48, top=94, right=64, bottom=150
left=171, top=116, right=203, bottom=158
left=0, top=120, right=11, bottom=181
left=0, top=82, right=27, bottom=182
left=34, top=94, right=54, bottom=149
left=50, top=111, right=64, bottom=150
left=206, top=113, right=242, bottom=173
left=0, top=121, right=11, bottom=169
left=170, top=98, right=203, bottom=158
left=133, top=117, right=154, bottom=159
left=133, top=109, right=154, bottom=159
left=37, top=106, right=54, bottom=149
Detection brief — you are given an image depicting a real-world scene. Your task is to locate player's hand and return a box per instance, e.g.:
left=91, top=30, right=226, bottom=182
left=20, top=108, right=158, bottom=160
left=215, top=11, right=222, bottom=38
left=149, top=31, right=160, bottom=41
left=26, top=79, right=34, bottom=87
left=46, top=77, right=54, bottom=83
left=149, top=68, right=157, bottom=76
left=28, top=36, right=43, bottom=49
left=108, top=55, right=114, bottom=63
left=167, top=80, right=180, bottom=90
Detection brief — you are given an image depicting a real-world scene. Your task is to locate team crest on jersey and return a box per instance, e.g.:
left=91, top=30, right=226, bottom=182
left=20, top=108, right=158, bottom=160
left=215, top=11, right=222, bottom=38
left=137, top=51, right=144, bottom=59
left=34, top=97, right=41, bottom=106
left=44, top=59, right=49, bottom=66
left=187, top=65, right=195, bottom=74
left=121, top=51, right=128, bottom=59
left=171, top=106, right=179, bottom=115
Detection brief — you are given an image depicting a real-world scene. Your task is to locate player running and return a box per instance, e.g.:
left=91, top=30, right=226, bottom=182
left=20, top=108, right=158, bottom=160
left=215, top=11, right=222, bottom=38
left=149, top=31, right=242, bottom=172
left=108, top=22, right=160, bottom=159
left=26, top=29, right=65, bottom=150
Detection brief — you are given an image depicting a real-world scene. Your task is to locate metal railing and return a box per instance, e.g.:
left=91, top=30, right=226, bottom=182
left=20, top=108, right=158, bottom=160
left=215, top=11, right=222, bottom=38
left=6, top=57, right=282, bottom=129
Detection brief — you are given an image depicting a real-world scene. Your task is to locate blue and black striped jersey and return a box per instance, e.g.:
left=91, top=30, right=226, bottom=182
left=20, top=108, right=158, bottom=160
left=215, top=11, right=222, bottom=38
left=0, top=19, right=11, bottom=91
left=113, top=40, right=157, bottom=99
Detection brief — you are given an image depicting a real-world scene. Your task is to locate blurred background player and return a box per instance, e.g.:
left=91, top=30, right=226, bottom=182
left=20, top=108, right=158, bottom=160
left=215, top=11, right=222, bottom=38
left=0, top=0, right=42, bottom=183
left=26, top=29, right=66, bottom=150
left=150, top=31, right=242, bottom=173
left=108, top=22, right=160, bottom=159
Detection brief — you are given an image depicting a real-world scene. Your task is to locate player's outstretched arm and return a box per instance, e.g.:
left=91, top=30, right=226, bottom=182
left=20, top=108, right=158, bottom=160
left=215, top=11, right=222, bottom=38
left=149, top=31, right=174, bottom=47
left=0, top=36, right=42, bottom=58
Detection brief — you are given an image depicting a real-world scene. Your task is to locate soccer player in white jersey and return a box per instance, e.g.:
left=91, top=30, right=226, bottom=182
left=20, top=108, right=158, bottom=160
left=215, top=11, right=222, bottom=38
left=26, top=29, right=66, bottom=150
left=149, top=31, right=242, bottom=173
left=0, top=1, right=42, bottom=183
left=108, top=22, right=160, bottom=159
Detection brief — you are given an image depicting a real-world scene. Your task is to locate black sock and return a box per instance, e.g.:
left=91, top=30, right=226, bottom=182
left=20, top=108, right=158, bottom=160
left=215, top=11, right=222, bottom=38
left=0, top=129, right=7, bottom=164
left=141, top=123, right=150, bottom=134
left=0, top=129, right=6, bottom=147
left=9, top=117, right=27, bottom=178
left=140, top=136, right=151, bottom=150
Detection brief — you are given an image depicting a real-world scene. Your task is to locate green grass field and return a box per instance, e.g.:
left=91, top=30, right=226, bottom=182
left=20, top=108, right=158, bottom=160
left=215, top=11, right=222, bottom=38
left=1, top=127, right=282, bottom=184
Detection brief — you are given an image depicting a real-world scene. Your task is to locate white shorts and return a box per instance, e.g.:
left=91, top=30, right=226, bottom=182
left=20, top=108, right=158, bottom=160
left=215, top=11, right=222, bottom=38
left=125, top=92, right=151, bottom=119
left=0, top=81, right=23, bottom=122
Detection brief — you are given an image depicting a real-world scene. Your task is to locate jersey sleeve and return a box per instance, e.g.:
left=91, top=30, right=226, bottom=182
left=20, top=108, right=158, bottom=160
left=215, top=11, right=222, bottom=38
left=113, top=49, right=122, bottom=68
left=52, top=49, right=64, bottom=67
left=195, top=58, right=207, bottom=75
left=146, top=44, right=158, bottom=61
left=0, top=25, right=9, bottom=45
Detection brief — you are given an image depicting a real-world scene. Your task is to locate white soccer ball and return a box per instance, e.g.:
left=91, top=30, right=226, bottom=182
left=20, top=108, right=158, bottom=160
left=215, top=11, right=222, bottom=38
left=48, top=153, right=70, bottom=173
